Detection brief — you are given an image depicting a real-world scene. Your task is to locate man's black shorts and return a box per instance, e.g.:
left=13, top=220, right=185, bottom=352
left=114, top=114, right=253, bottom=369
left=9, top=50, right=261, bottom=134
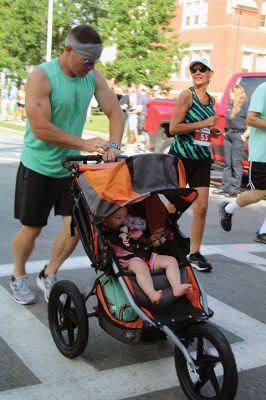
left=169, top=151, right=212, bottom=188
left=249, top=161, right=266, bottom=190
left=15, top=163, right=74, bottom=227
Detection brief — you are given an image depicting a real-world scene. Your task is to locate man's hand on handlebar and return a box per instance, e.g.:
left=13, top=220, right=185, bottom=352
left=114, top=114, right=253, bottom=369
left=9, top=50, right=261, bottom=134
left=102, top=147, right=120, bottom=162
left=82, top=137, right=121, bottom=162
left=82, top=137, right=109, bottom=154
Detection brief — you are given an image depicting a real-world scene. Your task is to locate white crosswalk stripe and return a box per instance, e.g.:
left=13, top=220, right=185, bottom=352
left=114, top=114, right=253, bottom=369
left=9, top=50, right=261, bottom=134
left=0, top=242, right=266, bottom=399
left=0, top=284, right=265, bottom=400
left=1, top=243, right=265, bottom=277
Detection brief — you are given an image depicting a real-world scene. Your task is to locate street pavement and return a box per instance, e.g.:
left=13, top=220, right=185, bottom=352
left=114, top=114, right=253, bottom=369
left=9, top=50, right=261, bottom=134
left=0, top=127, right=265, bottom=400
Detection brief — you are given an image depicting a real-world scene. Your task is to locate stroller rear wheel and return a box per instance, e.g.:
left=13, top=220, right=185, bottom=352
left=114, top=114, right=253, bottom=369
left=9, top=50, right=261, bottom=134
left=48, top=280, right=88, bottom=358
left=175, top=322, right=238, bottom=400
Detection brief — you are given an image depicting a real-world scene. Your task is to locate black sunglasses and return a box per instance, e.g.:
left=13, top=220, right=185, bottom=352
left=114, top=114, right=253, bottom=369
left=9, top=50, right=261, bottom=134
left=190, top=66, right=209, bottom=74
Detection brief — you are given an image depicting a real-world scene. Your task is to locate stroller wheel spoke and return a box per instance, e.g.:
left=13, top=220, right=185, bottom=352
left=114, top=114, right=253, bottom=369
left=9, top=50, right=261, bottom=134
left=194, top=372, right=209, bottom=391
left=196, top=337, right=204, bottom=360
left=208, top=365, right=221, bottom=395
left=64, top=310, right=78, bottom=326
left=66, top=320, right=75, bottom=345
left=64, top=296, right=72, bottom=311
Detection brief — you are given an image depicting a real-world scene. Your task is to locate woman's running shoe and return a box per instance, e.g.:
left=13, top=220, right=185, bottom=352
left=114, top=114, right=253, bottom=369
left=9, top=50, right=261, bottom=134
left=188, top=252, right=212, bottom=272
left=255, top=232, right=266, bottom=244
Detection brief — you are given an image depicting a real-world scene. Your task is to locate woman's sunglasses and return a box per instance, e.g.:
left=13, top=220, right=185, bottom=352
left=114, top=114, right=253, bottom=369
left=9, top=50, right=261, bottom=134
left=190, top=66, right=209, bottom=74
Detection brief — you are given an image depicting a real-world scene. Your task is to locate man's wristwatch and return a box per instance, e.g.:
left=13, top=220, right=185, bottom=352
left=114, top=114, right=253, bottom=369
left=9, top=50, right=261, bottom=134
left=108, top=143, right=121, bottom=150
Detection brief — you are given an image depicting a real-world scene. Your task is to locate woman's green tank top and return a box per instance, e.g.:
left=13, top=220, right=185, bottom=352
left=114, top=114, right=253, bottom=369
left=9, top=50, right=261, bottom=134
left=21, top=58, right=96, bottom=177
left=170, top=87, right=214, bottom=160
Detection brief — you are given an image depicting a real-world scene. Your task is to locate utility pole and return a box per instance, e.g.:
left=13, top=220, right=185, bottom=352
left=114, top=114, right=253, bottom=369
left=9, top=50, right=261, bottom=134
left=46, top=0, right=54, bottom=62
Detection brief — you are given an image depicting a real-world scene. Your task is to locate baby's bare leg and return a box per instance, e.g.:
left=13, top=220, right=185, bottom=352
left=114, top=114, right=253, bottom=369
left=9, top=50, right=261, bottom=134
left=128, top=259, right=162, bottom=304
left=153, top=255, right=192, bottom=297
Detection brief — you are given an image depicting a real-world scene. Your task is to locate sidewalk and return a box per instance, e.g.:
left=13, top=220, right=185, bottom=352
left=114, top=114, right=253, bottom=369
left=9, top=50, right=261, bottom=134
left=0, top=121, right=145, bottom=157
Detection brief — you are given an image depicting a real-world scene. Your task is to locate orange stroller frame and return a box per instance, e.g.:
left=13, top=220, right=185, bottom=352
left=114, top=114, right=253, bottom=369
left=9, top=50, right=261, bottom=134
left=48, top=153, right=238, bottom=400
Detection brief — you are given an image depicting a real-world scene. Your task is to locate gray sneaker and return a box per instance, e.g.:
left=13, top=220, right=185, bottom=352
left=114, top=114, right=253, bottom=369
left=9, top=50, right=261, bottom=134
left=10, top=275, right=36, bottom=305
left=36, top=266, right=57, bottom=302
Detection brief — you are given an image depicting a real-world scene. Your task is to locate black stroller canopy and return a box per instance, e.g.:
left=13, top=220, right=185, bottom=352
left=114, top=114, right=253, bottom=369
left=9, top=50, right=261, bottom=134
left=78, top=153, right=197, bottom=218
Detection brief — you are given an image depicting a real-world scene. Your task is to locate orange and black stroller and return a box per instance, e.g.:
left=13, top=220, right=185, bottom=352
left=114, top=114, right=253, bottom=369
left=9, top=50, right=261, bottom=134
left=48, top=153, right=238, bottom=400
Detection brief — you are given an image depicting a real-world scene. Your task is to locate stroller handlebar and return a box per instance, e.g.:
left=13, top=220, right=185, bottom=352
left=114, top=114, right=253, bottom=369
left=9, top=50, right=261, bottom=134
left=62, top=155, right=103, bottom=170
left=62, top=154, right=127, bottom=172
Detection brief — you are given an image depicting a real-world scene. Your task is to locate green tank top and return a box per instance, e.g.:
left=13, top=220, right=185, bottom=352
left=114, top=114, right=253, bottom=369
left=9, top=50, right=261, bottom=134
left=170, top=87, right=214, bottom=160
left=21, top=58, right=96, bottom=177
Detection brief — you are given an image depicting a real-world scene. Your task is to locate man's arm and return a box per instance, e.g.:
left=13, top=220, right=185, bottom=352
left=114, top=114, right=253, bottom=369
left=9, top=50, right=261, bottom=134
left=25, top=68, right=108, bottom=154
left=246, top=111, right=266, bottom=130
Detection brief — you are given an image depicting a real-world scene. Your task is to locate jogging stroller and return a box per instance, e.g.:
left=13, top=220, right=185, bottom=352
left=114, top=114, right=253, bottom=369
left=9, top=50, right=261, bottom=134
left=48, top=153, right=238, bottom=400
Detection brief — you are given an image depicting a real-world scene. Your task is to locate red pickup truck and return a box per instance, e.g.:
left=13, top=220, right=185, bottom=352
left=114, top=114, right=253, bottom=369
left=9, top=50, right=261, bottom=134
left=144, top=72, right=266, bottom=171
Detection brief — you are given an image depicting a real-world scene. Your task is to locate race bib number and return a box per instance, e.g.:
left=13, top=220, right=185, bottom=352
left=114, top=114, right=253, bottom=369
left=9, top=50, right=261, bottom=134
left=194, top=128, right=211, bottom=147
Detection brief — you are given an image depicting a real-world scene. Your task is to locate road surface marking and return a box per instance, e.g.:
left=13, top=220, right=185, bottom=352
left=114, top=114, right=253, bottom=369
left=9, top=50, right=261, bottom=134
left=0, top=285, right=97, bottom=383
left=1, top=243, right=265, bottom=277
left=0, top=286, right=265, bottom=400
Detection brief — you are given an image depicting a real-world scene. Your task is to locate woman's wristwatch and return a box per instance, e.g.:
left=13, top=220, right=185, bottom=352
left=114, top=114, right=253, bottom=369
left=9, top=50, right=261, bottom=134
left=108, top=143, right=121, bottom=150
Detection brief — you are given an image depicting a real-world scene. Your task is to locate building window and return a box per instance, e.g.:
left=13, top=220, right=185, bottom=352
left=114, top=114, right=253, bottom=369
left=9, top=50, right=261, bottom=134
left=180, top=54, right=190, bottom=80
left=241, top=53, right=253, bottom=72
left=260, top=1, right=266, bottom=27
left=261, top=14, right=266, bottom=27
left=181, top=0, right=209, bottom=28
left=256, top=55, right=266, bottom=71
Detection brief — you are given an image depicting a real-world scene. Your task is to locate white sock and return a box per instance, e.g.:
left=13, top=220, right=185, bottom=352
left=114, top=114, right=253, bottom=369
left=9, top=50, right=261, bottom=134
left=224, top=201, right=240, bottom=215
left=259, top=217, right=266, bottom=234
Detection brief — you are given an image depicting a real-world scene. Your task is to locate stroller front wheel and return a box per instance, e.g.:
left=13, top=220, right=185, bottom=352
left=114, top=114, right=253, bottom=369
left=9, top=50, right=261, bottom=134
left=48, top=280, right=88, bottom=358
left=174, top=321, right=238, bottom=400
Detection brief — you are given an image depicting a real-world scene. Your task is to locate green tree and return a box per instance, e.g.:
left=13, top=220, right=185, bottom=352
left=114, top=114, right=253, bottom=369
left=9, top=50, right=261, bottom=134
left=97, top=0, right=188, bottom=88
left=0, top=0, right=47, bottom=79
left=0, top=0, right=106, bottom=80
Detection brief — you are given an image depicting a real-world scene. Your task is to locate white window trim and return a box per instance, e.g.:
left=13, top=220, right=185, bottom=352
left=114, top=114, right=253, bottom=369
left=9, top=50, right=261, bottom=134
left=181, top=0, right=208, bottom=29
left=241, top=46, right=266, bottom=55
left=182, top=44, right=214, bottom=52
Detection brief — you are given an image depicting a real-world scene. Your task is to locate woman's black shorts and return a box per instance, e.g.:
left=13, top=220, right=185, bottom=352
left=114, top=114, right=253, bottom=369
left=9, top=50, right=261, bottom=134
left=14, top=162, right=74, bottom=227
left=169, top=151, right=212, bottom=188
left=249, top=161, right=266, bottom=190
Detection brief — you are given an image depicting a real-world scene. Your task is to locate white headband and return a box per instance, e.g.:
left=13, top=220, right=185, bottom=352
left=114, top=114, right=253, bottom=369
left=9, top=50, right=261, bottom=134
left=65, top=39, right=102, bottom=60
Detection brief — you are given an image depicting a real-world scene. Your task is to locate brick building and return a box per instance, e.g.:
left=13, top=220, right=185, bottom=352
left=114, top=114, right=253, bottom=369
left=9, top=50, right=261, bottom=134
left=170, top=0, right=266, bottom=97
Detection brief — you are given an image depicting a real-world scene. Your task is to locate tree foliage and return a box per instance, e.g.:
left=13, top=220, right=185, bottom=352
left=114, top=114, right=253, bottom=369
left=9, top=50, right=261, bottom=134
left=0, top=0, right=187, bottom=87
left=0, top=0, right=106, bottom=80
left=97, top=0, right=188, bottom=88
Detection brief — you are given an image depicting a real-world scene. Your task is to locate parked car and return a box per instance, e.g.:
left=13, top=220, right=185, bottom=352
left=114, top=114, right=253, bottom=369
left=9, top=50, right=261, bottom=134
left=144, top=72, right=266, bottom=171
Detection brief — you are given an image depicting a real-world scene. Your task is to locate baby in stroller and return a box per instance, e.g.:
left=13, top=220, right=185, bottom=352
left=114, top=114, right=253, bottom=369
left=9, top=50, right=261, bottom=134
left=105, top=206, right=192, bottom=304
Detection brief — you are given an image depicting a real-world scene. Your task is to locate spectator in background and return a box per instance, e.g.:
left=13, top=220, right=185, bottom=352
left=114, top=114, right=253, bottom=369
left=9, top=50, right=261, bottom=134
left=128, top=83, right=141, bottom=144
left=137, top=87, right=150, bottom=150
left=219, top=81, right=266, bottom=244
left=119, top=87, right=130, bottom=149
left=9, top=82, right=18, bottom=120
left=17, top=84, right=26, bottom=121
left=1, top=86, right=10, bottom=120
left=152, top=85, right=164, bottom=99
left=213, top=84, right=249, bottom=198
